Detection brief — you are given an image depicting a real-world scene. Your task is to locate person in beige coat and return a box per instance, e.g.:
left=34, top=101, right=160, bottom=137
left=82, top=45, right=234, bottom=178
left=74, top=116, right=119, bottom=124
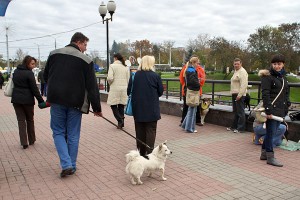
left=107, top=53, right=130, bottom=128
left=227, top=58, right=248, bottom=133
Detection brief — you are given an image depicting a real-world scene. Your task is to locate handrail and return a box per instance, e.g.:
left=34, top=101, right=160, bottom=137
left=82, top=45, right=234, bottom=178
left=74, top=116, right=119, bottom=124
left=96, top=75, right=300, bottom=110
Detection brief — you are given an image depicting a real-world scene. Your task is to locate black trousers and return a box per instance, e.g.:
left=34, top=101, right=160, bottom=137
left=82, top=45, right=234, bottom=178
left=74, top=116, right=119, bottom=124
left=134, top=121, right=157, bottom=156
left=230, top=94, right=246, bottom=131
left=13, top=104, right=36, bottom=145
left=181, top=95, right=201, bottom=123
left=111, top=104, right=125, bottom=126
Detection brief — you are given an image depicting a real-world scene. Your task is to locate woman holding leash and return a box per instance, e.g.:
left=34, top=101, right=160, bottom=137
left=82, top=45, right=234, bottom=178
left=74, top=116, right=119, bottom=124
left=259, top=54, right=290, bottom=167
left=127, top=55, right=164, bottom=157
left=107, top=53, right=130, bottom=129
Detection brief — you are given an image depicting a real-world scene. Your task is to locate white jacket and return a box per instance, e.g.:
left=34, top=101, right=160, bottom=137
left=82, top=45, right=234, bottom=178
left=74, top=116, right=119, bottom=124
left=107, top=60, right=130, bottom=105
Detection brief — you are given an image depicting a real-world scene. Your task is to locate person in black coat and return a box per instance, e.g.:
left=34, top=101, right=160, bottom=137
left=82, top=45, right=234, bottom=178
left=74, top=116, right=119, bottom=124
left=0, top=72, right=4, bottom=89
left=259, top=54, right=290, bottom=167
left=11, top=56, right=45, bottom=149
left=37, top=69, right=47, bottom=96
left=127, top=55, right=164, bottom=157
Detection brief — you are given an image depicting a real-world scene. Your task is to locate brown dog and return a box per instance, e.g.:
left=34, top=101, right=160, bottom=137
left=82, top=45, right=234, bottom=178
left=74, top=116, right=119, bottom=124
left=200, top=98, right=211, bottom=126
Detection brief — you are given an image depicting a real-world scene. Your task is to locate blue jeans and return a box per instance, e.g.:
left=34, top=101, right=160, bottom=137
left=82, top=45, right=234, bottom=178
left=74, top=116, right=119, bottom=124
left=254, top=123, right=286, bottom=146
left=230, top=94, right=245, bottom=131
left=262, top=119, right=281, bottom=152
left=50, top=104, right=82, bottom=170
left=181, top=106, right=197, bottom=132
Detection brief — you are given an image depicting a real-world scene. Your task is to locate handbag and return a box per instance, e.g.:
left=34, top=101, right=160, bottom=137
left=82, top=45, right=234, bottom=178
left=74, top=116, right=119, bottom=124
left=125, top=73, right=135, bottom=116
left=186, top=88, right=200, bottom=107
left=4, top=77, right=14, bottom=97
left=184, top=68, right=200, bottom=107
left=289, top=111, right=300, bottom=121
left=253, top=79, right=285, bottom=122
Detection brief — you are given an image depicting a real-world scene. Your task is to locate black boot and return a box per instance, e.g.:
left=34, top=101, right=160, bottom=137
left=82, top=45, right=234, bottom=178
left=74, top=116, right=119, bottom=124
left=260, top=149, right=267, bottom=160
left=266, top=152, right=283, bottom=167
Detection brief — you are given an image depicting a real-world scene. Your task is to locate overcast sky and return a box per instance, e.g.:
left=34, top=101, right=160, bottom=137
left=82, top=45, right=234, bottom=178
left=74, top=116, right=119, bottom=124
left=0, top=0, right=299, bottom=62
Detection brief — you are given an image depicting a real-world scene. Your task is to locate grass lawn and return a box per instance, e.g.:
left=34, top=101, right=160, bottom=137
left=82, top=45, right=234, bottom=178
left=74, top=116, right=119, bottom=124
left=160, top=72, right=300, bottom=102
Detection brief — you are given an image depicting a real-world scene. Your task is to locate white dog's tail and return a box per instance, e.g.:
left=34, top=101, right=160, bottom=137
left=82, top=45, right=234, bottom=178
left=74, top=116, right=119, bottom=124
left=125, top=150, right=140, bottom=163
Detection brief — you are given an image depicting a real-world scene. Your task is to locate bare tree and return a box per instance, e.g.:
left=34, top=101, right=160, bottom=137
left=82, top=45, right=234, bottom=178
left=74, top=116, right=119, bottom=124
left=187, top=34, right=211, bottom=51
left=15, top=48, right=27, bottom=62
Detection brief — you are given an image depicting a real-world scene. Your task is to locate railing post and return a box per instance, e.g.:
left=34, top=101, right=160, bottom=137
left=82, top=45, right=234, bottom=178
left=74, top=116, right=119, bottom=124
left=212, top=82, right=215, bottom=106
left=257, top=84, right=261, bottom=104
left=179, top=84, right=182, bottom=101
left=166, top=80, right=169, bottom=99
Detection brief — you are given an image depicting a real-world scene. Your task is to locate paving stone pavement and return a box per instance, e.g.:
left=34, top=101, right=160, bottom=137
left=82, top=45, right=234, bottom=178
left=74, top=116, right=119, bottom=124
left=0, top=92, right=299, bottom=200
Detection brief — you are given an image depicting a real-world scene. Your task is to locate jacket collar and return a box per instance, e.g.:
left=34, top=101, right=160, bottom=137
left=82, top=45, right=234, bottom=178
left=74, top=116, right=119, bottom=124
left=66, top=43, right=81, bottom=52
left=270, top=67, right=283, bottom=78
left=16, top=64, right=29, bottom=70
left=113, top=60, right=122, bottom=64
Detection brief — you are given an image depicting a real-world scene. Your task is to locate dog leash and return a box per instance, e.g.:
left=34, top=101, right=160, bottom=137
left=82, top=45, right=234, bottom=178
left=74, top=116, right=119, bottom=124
left=89, top=110, right=153, bottom=150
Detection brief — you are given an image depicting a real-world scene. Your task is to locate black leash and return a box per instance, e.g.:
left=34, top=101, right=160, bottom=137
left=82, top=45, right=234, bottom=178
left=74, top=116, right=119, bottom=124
left=89, top=110, right=153, bottom=150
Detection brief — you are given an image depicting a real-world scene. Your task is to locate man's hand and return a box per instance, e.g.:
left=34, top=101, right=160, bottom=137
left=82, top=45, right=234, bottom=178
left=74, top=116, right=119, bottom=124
left=236, top=96, right=241, bottom=101
left=266, top=114, right=273, bottom=119
left=93, top=111, right=102, bottom=117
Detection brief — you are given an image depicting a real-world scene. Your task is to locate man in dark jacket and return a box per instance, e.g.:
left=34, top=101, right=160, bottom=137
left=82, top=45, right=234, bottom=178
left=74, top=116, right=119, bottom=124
left=44, top=32, right=102, bottom=177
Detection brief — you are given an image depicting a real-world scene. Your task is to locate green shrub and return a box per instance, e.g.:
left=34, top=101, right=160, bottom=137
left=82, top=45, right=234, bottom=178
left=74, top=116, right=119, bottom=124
left=156, top=71, right=162, bottom=77
left=174, top=71, right=180, bottom=77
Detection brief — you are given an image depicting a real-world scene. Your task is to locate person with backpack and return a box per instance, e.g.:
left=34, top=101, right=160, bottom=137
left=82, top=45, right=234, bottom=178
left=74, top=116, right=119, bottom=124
left=180, top=56, right=200, bottom=133
left=179, top=56, right=206, bottom=127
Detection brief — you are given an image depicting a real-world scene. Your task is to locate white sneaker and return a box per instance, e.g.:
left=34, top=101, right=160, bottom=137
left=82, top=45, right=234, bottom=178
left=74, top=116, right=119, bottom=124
left=233, top=129, right=240, bottom=133
left=227, top=127, right=233, bottom=131
left=194, top=130, right=198, bottom=133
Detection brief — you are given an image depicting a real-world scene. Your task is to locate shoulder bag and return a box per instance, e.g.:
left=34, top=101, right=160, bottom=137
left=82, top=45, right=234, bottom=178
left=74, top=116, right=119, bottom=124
left=125, top=73, right=135, bottom=116
left=4, top=76, right=14, bottom=97
left=185, top=68, right=200, bottom=107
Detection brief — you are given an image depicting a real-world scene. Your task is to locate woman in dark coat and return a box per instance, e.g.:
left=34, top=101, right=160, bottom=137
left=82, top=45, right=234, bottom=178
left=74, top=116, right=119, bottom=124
left=259, top=54, right=290, bottom=167
left=12, top=56, right=45, bottom=149
left=127, top=55, right=164, bottom=157
left=0, top=71, right=4, bottom=89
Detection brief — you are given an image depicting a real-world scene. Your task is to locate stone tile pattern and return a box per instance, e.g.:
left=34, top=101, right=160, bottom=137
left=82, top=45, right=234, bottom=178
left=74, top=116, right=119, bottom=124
left=0, top=92, right=299, bottom=200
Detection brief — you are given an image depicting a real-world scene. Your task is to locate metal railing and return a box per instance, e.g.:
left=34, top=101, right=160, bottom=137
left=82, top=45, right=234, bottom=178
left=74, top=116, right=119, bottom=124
left=96, top=75, right=300, bottom=110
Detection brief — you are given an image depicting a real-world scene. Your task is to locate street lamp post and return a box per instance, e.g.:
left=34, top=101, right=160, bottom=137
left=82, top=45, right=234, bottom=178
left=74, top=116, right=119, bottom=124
left=99, top=0, right=116, bottom=92
left=34, top=43, right=41, bottom=68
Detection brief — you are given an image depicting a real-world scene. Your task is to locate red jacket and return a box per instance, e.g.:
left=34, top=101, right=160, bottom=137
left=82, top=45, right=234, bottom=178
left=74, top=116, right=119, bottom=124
left=179, top=64, right=206, bottom=96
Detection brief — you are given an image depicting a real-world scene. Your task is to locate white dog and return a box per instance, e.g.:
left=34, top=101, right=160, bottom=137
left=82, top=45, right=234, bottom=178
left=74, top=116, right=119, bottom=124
left=125, top=141, right=172, bottom=185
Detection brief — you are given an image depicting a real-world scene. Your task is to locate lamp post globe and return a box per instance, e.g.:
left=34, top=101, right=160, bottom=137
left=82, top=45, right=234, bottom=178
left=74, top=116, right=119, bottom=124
left=107, top=1, right=116, bottom=19
left=99, top=2, right=107, bottom=22
left=98, top=1, right=116, bottom=92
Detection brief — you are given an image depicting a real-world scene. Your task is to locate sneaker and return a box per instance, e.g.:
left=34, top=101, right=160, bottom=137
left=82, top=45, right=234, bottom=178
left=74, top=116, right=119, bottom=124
left=194, top=130, right=198, bottom=133
left=226, top=127, right=234, bottom=131
left=233, top=129, right=240, bottom=133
